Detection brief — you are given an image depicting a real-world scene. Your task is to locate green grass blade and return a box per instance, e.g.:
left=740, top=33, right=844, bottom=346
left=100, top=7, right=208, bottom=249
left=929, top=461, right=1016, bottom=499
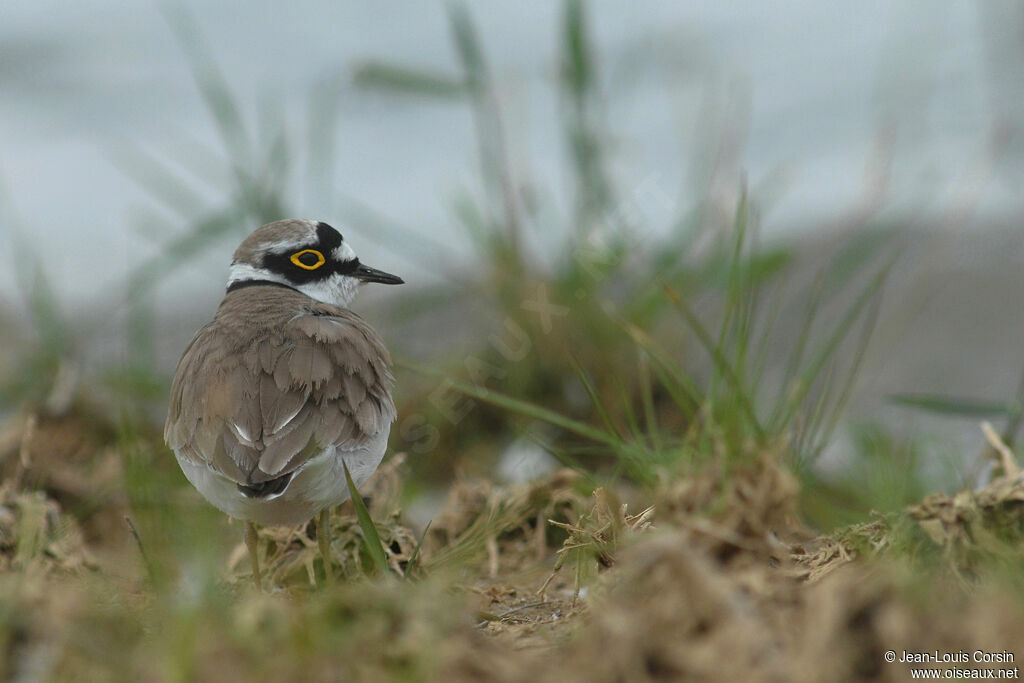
left=161, top=5, right=251, bottom=167
left=403, top=521, right=432, bottom=579
left=16, top=251, right=70, bottom=359
left=109, top=147, right=210, bottom=220
left=569, top=356, right=623, bottom=440
left=888, top=394, right=1017, bottom=418
left=560, top=0, right=613, bottom=224
left=340, top=196, right=460, bottom=276
left=636, top=351, right=663, bottom=453
left=400, top=360, right=622, bottom=448
left=615, top=375, right=642, bottom=441
left=126, top=208, right=242, bottom=295
left=802, top=288, right=883, bottom=457
left=748, top=275, right=787, bottom=399
left=447, top=2, right=522, bottom=255
left=447, top=3, right=486, bottom=93
left=352, top=60, right=465, bottom=99
left=769, top=268, right=825, bottom=427
left=995, top=366, right=1024, bottom=447
left=662, top=283, right=766, bottom=442
left=343, top=462, right=391, bottom=577
left=610, top=316, right=703, bottom=412
left=563, top=0, right=590, bottom=99
left=709, top=187, right=753, bottom=404
left=771, top=259, right=891, bottom=434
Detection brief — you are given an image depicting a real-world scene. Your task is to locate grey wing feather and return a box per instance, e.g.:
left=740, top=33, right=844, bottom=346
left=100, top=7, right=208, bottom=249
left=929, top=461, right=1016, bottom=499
left=165, top=307, right=396, bottom=486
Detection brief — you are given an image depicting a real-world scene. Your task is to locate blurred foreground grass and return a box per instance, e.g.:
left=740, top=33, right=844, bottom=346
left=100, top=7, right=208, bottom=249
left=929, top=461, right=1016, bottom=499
left=2, top=2, right=1024, bottom=680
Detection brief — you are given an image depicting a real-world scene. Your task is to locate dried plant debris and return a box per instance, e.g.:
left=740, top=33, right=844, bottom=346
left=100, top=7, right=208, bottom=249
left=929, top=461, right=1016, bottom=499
left=794, top=466, right=1024, bottom=583
left=539, top=486, right=653, bottom=601
left=4, top=412, right=1024, bottom=681
left=0, top=484, right=95, bottom=574
left=228, top=455, right=420, bottom=587
left=547, top=532, right=789, bottom=681
left=425, top=468, right=592, bottom=576
left=228, top=511, right=421, bottom=587
left=532, top=531, right=1024, bottom=683
left=0, top=411, right=120, bottom=495
left=1, top=562, right=519, bottom=683
left=655, top=446, right=804, bottom=567
left=0, top=410, right=127, bottom=547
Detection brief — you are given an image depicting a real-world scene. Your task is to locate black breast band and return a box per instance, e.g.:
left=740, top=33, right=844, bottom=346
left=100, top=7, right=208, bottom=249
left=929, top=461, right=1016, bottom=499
left=226, top=279, right=300, bottom=294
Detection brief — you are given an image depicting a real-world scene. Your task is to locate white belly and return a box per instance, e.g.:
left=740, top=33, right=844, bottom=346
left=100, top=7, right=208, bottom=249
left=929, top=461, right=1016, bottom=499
left=176, top=428, right=390, bottom=527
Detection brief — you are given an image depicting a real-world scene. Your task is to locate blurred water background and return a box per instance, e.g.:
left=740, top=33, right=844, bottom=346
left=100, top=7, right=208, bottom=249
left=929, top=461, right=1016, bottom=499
left=2, top=0, right=1024, bottom=476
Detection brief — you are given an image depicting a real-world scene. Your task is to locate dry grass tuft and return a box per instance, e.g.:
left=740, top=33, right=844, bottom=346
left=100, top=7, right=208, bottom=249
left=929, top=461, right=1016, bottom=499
left=424, top=468, right=592, bottom=576
left=0, top=409, right=127, bottom=550
left=0, top=484, right=95, bottom=575
left=539, top=486, right=654, bottom=601
left=655, top=443, right=805, bottom=568
left=2, top=413, right=1024, bottom=681
left=227, top=455, right=422, bottom=586
left=794, top=458, right=1024, bottom=584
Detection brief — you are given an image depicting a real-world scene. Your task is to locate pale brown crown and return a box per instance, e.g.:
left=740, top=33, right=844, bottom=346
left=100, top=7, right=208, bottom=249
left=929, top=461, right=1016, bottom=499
left=231, top=219, right=322, bottom=267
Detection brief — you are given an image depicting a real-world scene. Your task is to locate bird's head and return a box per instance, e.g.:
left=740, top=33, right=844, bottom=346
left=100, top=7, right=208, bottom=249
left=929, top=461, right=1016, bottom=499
left=227, top=219, right=403, bottom=307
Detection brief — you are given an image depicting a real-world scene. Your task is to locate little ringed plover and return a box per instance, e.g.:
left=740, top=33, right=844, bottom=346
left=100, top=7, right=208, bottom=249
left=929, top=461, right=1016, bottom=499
left=164, top=219, right=403, bottom=586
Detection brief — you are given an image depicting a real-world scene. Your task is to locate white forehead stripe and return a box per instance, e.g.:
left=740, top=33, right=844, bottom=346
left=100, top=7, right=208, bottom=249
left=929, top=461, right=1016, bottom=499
left=332, top=242, right=356, bottom=262
left=265, top=235, right=316, bottom=252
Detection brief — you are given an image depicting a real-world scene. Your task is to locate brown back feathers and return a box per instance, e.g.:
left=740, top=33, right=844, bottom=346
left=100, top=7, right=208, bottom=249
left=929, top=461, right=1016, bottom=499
left=165, top=287, right=396, bottom=486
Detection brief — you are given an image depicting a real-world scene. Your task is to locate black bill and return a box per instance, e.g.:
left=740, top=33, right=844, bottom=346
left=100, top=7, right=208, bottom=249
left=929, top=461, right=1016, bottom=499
left=354, top=263, right=404, bottom=285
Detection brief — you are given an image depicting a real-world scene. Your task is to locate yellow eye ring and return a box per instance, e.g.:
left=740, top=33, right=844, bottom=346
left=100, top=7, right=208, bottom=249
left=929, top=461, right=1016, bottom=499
left=290, top=249, right=326, bottom=270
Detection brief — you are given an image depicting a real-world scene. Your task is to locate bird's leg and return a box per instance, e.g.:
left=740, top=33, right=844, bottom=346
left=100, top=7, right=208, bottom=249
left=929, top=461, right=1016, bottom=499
left=245, top=521, right=262, bottom=590
left=318, top=507, right=334, bottom=583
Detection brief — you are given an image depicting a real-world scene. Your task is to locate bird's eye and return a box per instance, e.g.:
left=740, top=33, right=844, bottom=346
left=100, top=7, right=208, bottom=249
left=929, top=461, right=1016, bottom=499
left=290, top=249, right=325, bottom=270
